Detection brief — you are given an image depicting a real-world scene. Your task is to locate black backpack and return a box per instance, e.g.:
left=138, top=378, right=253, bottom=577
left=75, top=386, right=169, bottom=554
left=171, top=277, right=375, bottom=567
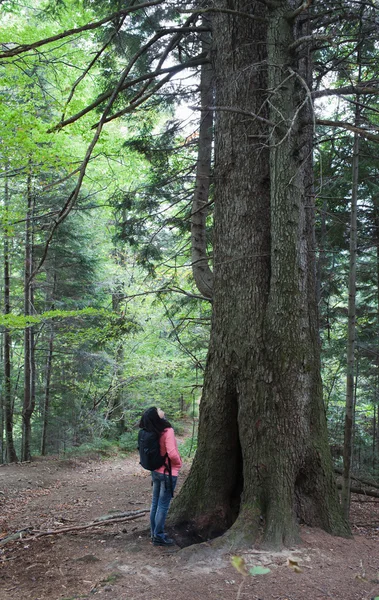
left=138, top=429, right=174, bottom=497
left=138, top=429, right=167, bottom=471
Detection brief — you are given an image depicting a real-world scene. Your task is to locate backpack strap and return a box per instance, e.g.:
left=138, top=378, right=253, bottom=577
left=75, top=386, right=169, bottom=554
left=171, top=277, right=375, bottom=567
left=163, top=456, right=174, bottom=497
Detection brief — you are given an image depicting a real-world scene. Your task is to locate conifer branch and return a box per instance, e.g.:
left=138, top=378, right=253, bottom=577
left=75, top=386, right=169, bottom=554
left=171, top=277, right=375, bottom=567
left=49, top=55, right=207, bottom=132
left=179, top=7, right=268, bottom=22
left=312, top=83, right=379, bottom=99
left=316, top=119, right=379, bottom=143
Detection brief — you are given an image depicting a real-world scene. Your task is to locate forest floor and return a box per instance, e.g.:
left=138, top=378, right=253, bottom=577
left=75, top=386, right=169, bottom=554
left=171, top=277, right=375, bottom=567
left=0, top=446, right=378, bottom=600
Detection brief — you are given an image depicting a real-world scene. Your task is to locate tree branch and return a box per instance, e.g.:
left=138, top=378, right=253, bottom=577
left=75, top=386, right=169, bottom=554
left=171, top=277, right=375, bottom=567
left=49, top=55, right=207, bottom=132
left=289, top=34, right=332, bottom=51
left=312, top=83, right=379, bottom=99
left=179, top=7, right=268, bottom=22
left=189, top=105, right=275, bottom=126
left=287, top=0, right=312, bottom=20
left=316, top=119, right=379, bottom=143
left=60, top=16, right=128, bottom=124
left=334, top=468, right=379, bottom=491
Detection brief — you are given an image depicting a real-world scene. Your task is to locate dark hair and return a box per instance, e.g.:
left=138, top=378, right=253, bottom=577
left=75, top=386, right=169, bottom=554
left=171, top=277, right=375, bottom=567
left=139, top=407, right=171, bottom=436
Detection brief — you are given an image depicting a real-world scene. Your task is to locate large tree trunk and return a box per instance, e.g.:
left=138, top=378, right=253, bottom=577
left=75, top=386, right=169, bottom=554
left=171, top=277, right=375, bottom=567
left=169, top=0, right=349, bottom=548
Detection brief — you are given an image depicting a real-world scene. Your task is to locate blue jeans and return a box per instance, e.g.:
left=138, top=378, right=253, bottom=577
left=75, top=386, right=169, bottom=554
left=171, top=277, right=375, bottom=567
left=150, top=471, right=177, bottom=541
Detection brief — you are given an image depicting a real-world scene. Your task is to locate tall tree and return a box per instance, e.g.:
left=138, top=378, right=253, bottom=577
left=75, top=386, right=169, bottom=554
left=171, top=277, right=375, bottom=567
left=170, top=0, right=349, bottom=547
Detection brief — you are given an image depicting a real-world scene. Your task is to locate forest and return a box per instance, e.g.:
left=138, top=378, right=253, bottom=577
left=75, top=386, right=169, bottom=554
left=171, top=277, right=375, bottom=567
left=1, top=0, right=379, bottom=552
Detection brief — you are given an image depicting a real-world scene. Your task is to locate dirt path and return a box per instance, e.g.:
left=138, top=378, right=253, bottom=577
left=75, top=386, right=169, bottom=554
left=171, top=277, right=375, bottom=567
left=0, top=453, right=378, bottom=600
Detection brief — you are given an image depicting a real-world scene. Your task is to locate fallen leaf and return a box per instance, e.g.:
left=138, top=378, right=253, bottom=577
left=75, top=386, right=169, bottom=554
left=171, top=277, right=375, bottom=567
left=249, top=565, right=271, bottom=576
left=231, top=556, right=248, bottom=576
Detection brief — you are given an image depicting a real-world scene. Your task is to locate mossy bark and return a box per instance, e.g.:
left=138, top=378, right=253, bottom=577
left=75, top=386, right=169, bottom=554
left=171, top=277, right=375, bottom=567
left=169, top=0, right=350, bottom=549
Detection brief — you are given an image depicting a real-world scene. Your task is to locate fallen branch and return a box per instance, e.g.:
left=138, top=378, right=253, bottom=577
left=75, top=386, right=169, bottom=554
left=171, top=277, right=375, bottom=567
left=335, top=468, right=379, bottom=491
left=0, top=509, right=149, bottom=546
left=337, top=483, right=379, bottom=499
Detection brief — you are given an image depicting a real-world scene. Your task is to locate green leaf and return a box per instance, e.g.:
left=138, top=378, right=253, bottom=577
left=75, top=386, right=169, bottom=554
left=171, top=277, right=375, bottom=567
left=231, top=556, right=248, bottom=576
left=249, top=566, right=271, bottom=576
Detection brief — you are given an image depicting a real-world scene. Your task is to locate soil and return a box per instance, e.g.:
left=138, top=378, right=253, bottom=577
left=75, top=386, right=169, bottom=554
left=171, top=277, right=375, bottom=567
left=0, top=449, right=378, bottom=600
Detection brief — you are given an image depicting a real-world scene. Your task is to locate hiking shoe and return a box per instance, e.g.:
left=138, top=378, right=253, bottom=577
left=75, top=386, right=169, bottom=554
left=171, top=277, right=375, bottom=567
left=152, top=536, right=175, bottom=546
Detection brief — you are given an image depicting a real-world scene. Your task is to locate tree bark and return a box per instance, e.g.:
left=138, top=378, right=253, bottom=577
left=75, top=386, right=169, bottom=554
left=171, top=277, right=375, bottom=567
left=191, top=23, right=214, bottom=299
left=41, top=323, right=54, bottom=456
left=170, top=0, right=349, bottom=549
left=341, top=39, right=362, bottom=519
left=21, top=170, right=36, bottom=462
left=3, top=173, right=18, bottom=463
left=41, top=271, right=57, bottom=456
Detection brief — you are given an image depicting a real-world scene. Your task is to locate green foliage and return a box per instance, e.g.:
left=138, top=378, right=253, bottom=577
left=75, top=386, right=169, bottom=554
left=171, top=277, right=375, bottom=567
left=118, top=431, right=138, bottom=452
left=65, top=438, right=116, bottom=458
left=0, top=308, right=111, bottom=329
left=178, top=433, right=197, bottom=459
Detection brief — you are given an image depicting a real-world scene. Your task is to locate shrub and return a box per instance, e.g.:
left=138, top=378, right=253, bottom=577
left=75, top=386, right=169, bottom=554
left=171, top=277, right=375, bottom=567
left=118, top=431, right=139, bottom=452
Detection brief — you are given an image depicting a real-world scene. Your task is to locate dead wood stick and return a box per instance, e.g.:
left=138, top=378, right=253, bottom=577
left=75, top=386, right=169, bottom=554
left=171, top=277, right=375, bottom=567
left=93, top=509, right=148, bottom=522
left=0, top=509, right=149, bottom=546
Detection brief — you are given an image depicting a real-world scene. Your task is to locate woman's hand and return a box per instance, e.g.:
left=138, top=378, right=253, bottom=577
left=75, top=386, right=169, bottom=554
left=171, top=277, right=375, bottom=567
left=157, top=408, right=165, bottom=419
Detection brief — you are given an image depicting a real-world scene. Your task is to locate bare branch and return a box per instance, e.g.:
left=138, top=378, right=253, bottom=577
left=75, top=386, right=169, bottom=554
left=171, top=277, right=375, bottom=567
left=289, top=34, right=332, bottom=51
left=287, top=0, right=312, bottom=20
left=189, top=104, right=274, bottom=126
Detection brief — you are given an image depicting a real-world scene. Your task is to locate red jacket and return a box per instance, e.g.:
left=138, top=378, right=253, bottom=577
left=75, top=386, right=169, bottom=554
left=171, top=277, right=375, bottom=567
left=155, top=428, right=182, bottom=476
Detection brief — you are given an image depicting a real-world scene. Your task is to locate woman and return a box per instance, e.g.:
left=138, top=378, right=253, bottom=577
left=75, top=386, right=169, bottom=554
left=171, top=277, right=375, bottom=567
left=139, top=407, right=182, bottom=546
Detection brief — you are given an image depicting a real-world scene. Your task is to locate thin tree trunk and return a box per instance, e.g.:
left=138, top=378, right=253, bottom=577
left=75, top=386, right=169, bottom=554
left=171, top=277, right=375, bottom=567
left=341, top=122, right=360, bottom=520
left=41, top=270, right=57, bottom=456
left=3, top=172, right=18, bottom=463
left=41, top=323, right=54, bottom=456
left=0, top=330, right=4, bottom=463
left=377, top=198, right=379, bottom=470
left=21, top=170, right=35, bottom=462
left=191, top=23, right=214, bottom=299
left=372, top=405, right=376, bottom=473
